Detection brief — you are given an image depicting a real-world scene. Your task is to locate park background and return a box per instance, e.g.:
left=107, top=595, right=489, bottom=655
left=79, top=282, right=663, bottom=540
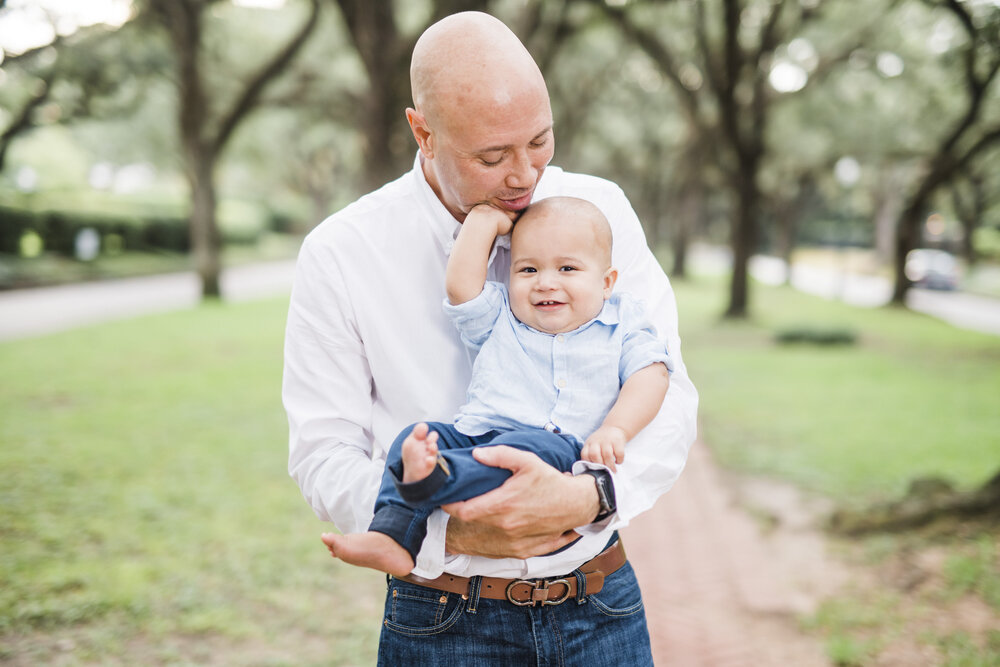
left=1, top=0, right=998, bottom=665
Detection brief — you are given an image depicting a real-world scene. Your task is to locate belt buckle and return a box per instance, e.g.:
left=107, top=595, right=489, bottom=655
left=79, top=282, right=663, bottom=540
left=505, top=578, right=572, bottom=607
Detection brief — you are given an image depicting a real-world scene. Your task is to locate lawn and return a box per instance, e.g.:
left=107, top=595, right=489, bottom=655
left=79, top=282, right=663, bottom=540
left=672, top=275, right=1000, bottom=505
left=2, top=273, right=998, bottom=665
left=0, top=298, right=383, bottom=665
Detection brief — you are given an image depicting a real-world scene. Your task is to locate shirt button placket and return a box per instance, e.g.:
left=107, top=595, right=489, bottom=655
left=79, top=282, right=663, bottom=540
left=551, top=334, right=568, bottom=427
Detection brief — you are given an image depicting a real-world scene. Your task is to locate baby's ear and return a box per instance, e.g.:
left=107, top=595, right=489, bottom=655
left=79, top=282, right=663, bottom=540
left=603, top=267, right=618, bottom=298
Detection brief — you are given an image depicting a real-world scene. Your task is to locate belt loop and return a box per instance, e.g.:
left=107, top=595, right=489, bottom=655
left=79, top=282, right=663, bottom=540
left=465, top=575, right=482, bottom=614
left=572, top=569, right=587, bottom=605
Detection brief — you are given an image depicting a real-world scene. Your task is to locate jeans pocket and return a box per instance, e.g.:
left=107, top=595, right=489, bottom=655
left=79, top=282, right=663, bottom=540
left=383, top=581, right=465, bottom=636
left=588, top=562, right=645, bottom=617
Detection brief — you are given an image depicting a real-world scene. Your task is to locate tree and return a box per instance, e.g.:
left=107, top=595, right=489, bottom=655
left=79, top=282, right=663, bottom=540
left=588, top=0, right=880, bottom=318
left=145, top=0, right=321, bottom=298
left=0, top=21, right=167, bottom=173
left=889, top=0, right=1000, bottom=304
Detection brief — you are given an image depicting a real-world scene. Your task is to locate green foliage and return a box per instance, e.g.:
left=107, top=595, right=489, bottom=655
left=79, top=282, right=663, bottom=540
left=935, top=632, right=1000, bottom=667
left=0, top=299, right=382, bottom=663
left=943, top=537, right=1000, bottom=609
left=825, top=634, right=877, bottom=667
left=973, top=227, right=1000, bottom=262
left=774, top=325, right=858, bottom=346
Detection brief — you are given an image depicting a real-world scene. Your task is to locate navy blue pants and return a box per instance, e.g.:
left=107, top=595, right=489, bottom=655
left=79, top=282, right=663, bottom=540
left=369, top=421, right=580, bottom=561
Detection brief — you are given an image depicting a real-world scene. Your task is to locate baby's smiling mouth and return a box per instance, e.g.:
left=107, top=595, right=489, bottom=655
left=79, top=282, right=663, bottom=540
left=535, top=300, right=564, bottom=308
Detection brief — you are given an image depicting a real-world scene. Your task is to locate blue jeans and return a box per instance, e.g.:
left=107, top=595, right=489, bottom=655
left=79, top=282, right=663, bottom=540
left=370, top=422, right=580, bottom=561
left=377, top=559, right=654, bottom=666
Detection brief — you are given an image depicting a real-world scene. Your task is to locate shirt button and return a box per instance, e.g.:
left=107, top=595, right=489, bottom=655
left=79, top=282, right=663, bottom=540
left=557, top=379, right=567, bottom=388
left=556, top=334, right=565, bottom=342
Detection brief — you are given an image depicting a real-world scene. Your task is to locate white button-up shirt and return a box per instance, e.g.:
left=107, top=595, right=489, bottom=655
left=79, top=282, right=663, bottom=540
left=283, top=154, right=698, bottom=578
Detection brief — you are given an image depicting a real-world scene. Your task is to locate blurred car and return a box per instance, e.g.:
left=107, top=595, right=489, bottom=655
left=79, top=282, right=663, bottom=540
left=905, top=249, right=959, bottom=290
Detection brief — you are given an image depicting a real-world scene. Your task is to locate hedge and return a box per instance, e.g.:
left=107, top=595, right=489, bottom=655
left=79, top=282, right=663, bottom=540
left=0, top=204, right=268, bottom=257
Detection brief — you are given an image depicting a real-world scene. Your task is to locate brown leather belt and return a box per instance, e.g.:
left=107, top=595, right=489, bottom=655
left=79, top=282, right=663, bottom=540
left=396, top=540, right=626, bottom=607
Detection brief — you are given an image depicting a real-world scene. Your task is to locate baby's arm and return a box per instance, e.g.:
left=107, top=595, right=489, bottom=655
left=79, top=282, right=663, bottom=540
left=446, top=205, right=514, bottom=305
left=582, top=362, right=670, bottom=471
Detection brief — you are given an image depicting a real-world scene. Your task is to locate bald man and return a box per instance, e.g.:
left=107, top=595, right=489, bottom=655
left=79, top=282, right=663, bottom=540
left=283, top=11, right=698, bottom=664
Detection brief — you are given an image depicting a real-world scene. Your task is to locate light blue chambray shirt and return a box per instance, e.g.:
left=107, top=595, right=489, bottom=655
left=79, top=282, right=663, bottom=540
left=442, top=282, right=673, bottom=446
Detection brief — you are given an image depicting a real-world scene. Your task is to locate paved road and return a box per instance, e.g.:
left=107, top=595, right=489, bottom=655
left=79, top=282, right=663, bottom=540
left=0, top=260, right=296, bottom=342
left=692, top=247, right=1000, bottom=337
left=4, top=252, right=998, bottom=343
left=750, top=255, right=1000, bottom=336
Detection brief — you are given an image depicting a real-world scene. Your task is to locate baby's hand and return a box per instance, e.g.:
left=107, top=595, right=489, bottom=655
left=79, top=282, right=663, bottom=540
left=581, top=426, right=627, bottom=472
left=467, top=203, right=515, bottom=237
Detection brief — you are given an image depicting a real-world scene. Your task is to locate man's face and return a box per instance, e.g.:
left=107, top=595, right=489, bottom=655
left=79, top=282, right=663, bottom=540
left=508, top=209, right=616, bottom=335
left=419, top=87, right=554, bottom=221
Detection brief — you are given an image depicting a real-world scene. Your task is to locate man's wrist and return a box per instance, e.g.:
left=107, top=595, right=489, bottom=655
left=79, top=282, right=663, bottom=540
left=582, top=469, right=617, bottom=522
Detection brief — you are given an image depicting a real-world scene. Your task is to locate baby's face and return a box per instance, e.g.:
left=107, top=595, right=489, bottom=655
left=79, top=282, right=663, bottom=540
left=508, top=208, right=616, bottom=334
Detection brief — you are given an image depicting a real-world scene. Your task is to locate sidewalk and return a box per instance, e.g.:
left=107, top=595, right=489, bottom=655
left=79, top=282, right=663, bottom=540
left=623, top=443, right=843, bottom=666
left=0, top=260, right=296, bottom=342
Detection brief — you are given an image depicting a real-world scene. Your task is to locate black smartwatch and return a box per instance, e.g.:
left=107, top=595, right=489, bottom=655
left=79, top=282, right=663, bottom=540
left=582, top=469, right=617, bottom=522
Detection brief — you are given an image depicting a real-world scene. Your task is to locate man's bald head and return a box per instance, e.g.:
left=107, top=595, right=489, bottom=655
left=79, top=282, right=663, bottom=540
left=410, top=12, right=548, bottom=130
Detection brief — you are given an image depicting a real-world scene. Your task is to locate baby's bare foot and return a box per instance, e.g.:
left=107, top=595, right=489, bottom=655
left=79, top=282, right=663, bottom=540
left=321, top=531, right=415, bottom=577
left=401, top=422, right=440, bottom=483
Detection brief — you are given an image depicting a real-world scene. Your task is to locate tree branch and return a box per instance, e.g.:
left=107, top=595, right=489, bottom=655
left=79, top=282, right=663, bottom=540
left=0, top=77, right=52, bottom=171
left=214, top=0, right=321, bottom=153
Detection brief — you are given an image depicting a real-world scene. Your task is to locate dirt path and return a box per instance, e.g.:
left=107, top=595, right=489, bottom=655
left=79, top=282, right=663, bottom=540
left=623, top=442, right=848, bottom=666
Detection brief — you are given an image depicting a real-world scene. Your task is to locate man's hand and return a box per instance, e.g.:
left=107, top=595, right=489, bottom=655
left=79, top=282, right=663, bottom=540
left=442, top=446, right=601, bottom=559
left=581, top=425, right=627, bottom=472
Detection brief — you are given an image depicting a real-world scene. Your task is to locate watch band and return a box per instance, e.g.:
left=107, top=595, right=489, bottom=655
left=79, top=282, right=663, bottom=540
left=583, top=469, right=617, bottom=522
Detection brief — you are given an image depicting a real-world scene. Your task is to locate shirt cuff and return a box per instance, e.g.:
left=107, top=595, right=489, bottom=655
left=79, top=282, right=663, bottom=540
left=412, top=509, right=450, bottom=578
left=570, top=460, right=619, bottom=534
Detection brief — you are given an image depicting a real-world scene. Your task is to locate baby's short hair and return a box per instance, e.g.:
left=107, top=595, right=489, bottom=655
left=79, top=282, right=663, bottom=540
left=515, top=196, right=613, bottom=265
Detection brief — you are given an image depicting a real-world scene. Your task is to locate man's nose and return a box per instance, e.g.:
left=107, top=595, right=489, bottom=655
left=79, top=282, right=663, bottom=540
left=505, top=150, right=534, bottom=189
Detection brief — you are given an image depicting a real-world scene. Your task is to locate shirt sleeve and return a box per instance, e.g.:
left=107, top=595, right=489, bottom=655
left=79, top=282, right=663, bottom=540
left=617, top=295, right=674, bottom=383
left=573, top=185, right=699, bottom=531
left=282, top=235, right=384, bottom=535
left=441, top=281, right=506, bottom=350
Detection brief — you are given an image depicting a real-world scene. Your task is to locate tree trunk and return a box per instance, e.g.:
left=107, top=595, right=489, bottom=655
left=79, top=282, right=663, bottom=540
left=873, top=167, right=905, bottom=265
left=188, top=149, right=221, bottom=298
left=891, top=202, right=921, bottom=304
left=672, top=175, right=703, bottom=280
left=726, top=166, right=759, bottom=318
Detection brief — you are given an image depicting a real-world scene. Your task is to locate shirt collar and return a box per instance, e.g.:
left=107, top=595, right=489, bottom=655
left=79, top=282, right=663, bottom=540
left=514, top=295, right=621, bottom=337
left=410, top=152, right=510, bottom=258
left=412, top=153, right=462, bottom=256
left=593, top=297, right=620, bottom=326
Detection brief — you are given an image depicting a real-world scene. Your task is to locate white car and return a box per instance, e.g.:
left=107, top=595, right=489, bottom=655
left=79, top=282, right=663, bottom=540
left=905, top=249, right=960, bottom=290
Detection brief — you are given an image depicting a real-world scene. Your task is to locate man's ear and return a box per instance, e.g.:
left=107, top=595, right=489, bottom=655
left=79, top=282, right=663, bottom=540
left=406, top=108, right=434, bottom=159
left=603, top=267, right=618, bottom=298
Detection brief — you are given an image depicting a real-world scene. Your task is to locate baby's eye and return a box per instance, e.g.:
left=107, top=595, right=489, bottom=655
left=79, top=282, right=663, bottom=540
left=559, top=266, right=577, bottom=272
left=519, top=267, right=537, bottom=274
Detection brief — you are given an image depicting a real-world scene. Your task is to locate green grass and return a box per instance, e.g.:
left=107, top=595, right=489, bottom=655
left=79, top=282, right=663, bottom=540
left=672, top=275, right=1000, bottom=505
left=0, top=298, right=382, bottom=665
